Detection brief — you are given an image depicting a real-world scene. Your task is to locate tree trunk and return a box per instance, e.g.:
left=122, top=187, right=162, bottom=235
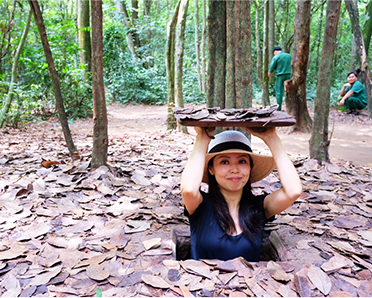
left=194, top=0, right=202, bottom=94
left=114, top=0, right=138, bottom=61
left=175, top=0, right=189, bottom=133
left=131, top=0, right=142, bottom=49
left=234, top=0, right=252, bottom=109
left=268, top=0, right=274, bottom=62
left=201, top=0, right=206, bottom=93
left=91, top=0, right=108, bottom=168
left=207, top=0, right=226, bottom=108
left=0, top=2, right=16, bottom=75
left=0, top=9, right=32, bottom=129
left=345, top=0, right=372, bottom=118
left=314, top=0, right=324, bottom=86
left=286, top=0, right=312, bottom=132
left=27, top=0, right=78, bottom=157
left=77, top=0, right=91, bottom=73
left=309, top=0, right=341, bottom=163
left=144, top=0, right=152, bottom=16
left=226, top=0, right=236, bottom=109
left=262, top=0, right=270, bottom=106
left=165, top=0, right=181, bottom=130
left=363, top=0, right=372, bottom=54
left=254, top=1, right=264, bottom=104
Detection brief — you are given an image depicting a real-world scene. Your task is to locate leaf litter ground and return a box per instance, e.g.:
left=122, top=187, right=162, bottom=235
left=0, top=104, right=372, bottom=297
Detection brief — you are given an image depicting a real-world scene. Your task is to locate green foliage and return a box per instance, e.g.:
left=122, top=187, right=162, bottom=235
left=102, top=23, right=166, bottom=105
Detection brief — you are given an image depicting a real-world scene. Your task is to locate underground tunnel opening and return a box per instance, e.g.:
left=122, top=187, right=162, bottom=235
left=171, top=226, right=284, bottom=262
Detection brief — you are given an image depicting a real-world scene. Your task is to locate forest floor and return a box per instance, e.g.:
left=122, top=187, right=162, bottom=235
left=77, top=103, right=372, bottom=166
left=0, top=103, right=372, bottom=297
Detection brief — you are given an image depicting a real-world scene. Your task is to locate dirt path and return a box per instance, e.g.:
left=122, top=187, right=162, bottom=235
left=71, top=103, right=372, bottom=166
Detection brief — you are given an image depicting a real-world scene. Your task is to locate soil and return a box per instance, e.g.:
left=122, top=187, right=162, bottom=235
left=70, top=103, right=372, bottom=166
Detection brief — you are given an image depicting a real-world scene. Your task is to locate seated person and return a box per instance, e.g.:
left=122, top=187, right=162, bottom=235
left=181, top=128, right=302, bottom=261
left=339, top=69, right=367, bottom=115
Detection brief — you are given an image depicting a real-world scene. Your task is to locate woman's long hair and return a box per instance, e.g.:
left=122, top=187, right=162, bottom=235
left=207, top=156, right=266, bottom=245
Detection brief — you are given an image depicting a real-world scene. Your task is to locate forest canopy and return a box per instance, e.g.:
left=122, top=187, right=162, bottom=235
left=0, top=0, right=371, bottom=127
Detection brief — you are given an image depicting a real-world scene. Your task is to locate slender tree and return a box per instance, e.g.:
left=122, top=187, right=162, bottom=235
left=174, top=0, right=189, bottom=133
left=77, top=0, right=91, bottom=73
left=345, top=0, right=372, bottom=118
left=0, top=1, right=16, bottom=75
left=286, top=0, right=312, bottom=132
left=207, top=0, right=226, bottom=108
left=115, top=0, right=138, bottom=60
left=268, top=0, right=274, bottom=62
left=165, top=0, right=181, bottom=130
left=363, top=0, right=372, bottom=54
left=254, top=1, right=264, bottom=103
left=27, top=0, right=78, bottom=157
left=194, top=0, right=202, bottom=94
left=91, top=0, right=108, bottom=168
left=262, top=0, right=270, bottom=106
left=201, top=0, right=206, bottom=93
left=309, top=0, right=341, bottom=162
left=0, top=9, right=32, bottom=129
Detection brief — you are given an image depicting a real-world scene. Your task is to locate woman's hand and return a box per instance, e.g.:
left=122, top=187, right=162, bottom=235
left=195, top=127, right=215, bottom=140
left=243, top=127, right=277, bottom=145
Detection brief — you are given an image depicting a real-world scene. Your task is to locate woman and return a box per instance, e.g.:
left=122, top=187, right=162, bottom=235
left=181, top=127, right=302, bottom=261
left=339, top=70, right=367, bottom=115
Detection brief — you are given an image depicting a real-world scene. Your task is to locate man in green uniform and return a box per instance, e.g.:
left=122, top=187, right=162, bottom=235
left=339, top=70, right=367, bottom=115
left=268, top=46, right=291, bottom=111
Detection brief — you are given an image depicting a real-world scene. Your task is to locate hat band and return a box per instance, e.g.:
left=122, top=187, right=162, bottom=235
left=208, top=141, right=252, bottom=154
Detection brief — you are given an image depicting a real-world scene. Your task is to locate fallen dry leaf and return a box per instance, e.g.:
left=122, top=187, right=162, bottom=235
left=141, top=274, right=171, bottom=289
left=307, top=265, right=332, bottom=295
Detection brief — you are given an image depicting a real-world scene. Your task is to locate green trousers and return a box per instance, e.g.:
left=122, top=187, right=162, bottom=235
left=274, top=74, right=291, bottom=110
left=344, top=96, right=367, bottom=111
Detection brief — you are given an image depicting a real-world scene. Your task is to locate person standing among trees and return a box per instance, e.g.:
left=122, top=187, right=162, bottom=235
left=268, top=46, right=292, bottom=111
left=339, top=69, right=367, bottom=115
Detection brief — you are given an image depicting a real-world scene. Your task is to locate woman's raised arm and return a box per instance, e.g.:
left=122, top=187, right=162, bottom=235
left=181, top=127, right=213, bottom=215
left=244, top=127, right=302, bottom=218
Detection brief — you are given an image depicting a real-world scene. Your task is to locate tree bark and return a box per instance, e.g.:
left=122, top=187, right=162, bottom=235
left=234, top=0, right=252, bottom=109
left=363, top=0, right=372, bottom=54
left=345, top=0, right=372, bottom=118
left=254, top=1, right=264, bottom=104
left=0, top=1, right=16, bottom=74
left=226, top=0, right=236, bottom=109
left=309, top=0, right=341, bottom=163
left=175, top=0, right=189, bottom=133
left=144, top=0, right=152, bottom=16
left=201, top=0, right=206, bottom=93
left=207, top=0, right=226, bottom=108
left=286, top=0, right=312, bottom=132
left=0, top=9, right=32, bottom=129
left=91, top=0, right=108, bottom=168
left=77, top=0, right=91, bottom=73
left=268, top=0, right=274, bottom=62
left=165, top=0, right=181, bottom=130
left=115, top=0, right=138, bottom=61
left=194, top=0, right=202, bottom=94
left=262, top=0, right=270, bottom=106
left=27, top=0, right=78, bottom=157
left=131, top=0, right=141, bottom=49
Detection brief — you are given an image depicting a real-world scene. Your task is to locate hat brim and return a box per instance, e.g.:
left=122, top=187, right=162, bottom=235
left=202, top=149, right=276, bottom=184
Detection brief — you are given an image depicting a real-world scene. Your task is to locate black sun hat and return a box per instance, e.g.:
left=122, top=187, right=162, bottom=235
left=202, top=130, right=276, bottom=184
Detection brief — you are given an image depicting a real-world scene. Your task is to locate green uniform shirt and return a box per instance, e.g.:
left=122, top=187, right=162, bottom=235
left=269, top=52, right=291, bottom=76
left=345, top=80, right=367, bottom=104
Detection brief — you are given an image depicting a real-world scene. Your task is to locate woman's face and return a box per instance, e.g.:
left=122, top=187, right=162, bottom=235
left=347, top=73, right=358, bottom=84
left=209, top=153, right=251, bottom=194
